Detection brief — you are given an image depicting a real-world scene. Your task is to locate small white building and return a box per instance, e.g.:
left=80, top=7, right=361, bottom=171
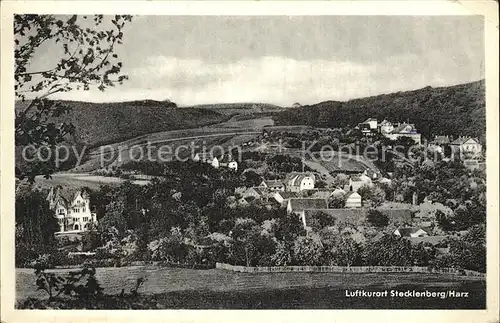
left=378, top=119, right=395, bottom=134
left=361, top=118, right=378, bottom=130
left=345, top=191, right=362, bottom=208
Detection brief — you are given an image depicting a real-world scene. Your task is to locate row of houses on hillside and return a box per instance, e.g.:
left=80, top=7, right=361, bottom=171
left=259, top=172, right=316, bottom=193
left=237, top=169, right=392, bottom=209
left=192, top=152, right=238, bottom=171
left=358, top=118, right=483, bottom=160
left=46, top=186, right=98, bottom=234
left=428, top=135, right=483, bottom=157
left=358, top=118, right=422, bottom=144
left=259, top=170, right=389, bottom=194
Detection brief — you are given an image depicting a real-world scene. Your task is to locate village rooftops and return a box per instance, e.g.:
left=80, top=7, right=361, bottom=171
left=275, top=191, right=299, bottom=199
left=450, top=136, right=480, bottom=145
left=288, top=198, right=328, bottom=212
left=391, top=123, right=419, bottom=134
left=261, top=179, right=285, bottom=188
left=431, top=135, right=451, bottom=144
left=363, top=118, right=378, bottom=123
left=285, top=172, right=315, bottom=184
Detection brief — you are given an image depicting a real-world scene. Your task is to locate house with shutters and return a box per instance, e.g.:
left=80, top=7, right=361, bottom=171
left=259, top=179, right=286, bottom=192
left=284, top=172, right=315, bottom=192
left=383, top=123, right=421, bottom=144
left=378, top=119, right=395, bottom=134
left=450, top=137, right=482, bottom=158
left=47, top=186, right=98, bottom=234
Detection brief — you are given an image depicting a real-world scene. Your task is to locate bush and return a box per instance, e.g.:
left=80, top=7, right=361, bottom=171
left=366, top=209, right=389, bottom=228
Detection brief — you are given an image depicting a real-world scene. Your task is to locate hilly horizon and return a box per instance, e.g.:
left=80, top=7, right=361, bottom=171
left=15, top=79, right=485, bottom=148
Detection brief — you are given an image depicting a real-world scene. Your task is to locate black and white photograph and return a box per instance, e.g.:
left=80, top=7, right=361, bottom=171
left=1, top=0, right=499, bottom=321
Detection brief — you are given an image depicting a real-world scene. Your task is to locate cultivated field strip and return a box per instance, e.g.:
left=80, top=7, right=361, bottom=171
left=16, top=267, right=484, bottom=300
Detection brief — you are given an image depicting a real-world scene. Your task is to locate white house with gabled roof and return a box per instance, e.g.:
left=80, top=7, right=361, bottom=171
left=47, top=186, right=97, bottom=233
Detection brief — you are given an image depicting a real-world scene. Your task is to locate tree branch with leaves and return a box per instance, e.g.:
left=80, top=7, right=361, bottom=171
left=15, top=14, right=133, bottom=180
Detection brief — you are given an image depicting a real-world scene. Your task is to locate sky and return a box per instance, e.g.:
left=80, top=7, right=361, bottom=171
left=30, top=15, right=484, bottom=106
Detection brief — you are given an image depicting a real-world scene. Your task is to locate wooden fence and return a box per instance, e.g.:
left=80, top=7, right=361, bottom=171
left=215, top=263, right=485, bottom=277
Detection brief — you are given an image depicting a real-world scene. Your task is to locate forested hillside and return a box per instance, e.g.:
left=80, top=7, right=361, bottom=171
left=275, top=80, right=485, bottom=142
left=15, top=100, right=230, bottom=148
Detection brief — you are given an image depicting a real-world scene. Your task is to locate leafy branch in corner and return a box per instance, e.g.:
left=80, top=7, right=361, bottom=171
left=15, top=14, right=133, bottom=181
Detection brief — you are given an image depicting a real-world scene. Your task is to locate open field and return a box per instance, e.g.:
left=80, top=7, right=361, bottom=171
left=33, top=173, right=150, bottom=191
left=16, top=266, right=485, bottom=309
left=208, top=116, right=275, bottom=129
left=70, top=120, right=311, bottom=172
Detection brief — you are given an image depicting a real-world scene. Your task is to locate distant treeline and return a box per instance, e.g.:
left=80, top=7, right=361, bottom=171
left=274, top=80, right=485, bottom=143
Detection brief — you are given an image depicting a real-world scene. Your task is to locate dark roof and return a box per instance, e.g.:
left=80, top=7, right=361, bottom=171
left=432, top=136, right=450, bottom=144
left=263, top=179, right=285, bottom=188
left=302, top=208, right=413, bottom=227
left=251, top=187, right=266, bottom=196
left=288, top=198, right=328, bottom=212
left=310, top=190, right=333, bottom=199
left=48, top=186, right=90, bottom=208
left=382, top=209, right=413, bottom=223
left=276, top=191, right=299, bottom=199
